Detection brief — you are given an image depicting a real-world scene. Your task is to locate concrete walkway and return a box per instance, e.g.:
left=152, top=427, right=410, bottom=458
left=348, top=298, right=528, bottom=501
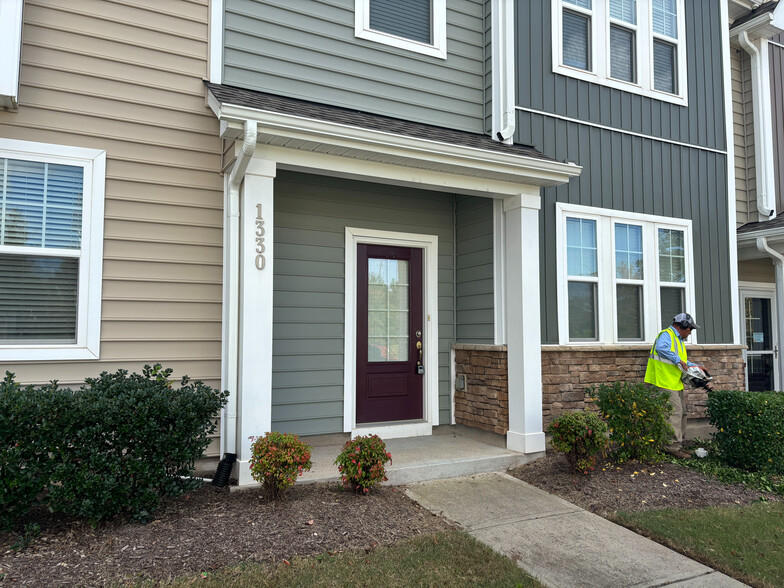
left=406, top=472, right=746, bottom=588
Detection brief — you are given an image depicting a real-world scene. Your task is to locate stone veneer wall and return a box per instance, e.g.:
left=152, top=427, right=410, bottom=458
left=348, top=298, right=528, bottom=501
left=453, top=345, right=509, bottom=434
left=453, top=344, right=746, bottom=433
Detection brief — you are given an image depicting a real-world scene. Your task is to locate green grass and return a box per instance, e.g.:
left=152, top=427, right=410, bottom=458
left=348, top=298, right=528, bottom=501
left=614, top=501, right=784, bottom=588
left=132, top=530, right=542, bottom=587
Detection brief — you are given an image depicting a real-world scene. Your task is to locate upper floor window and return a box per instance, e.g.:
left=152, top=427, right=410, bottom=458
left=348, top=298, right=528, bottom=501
left=0, top=139, right=106, bottom=361
left=0, top=0, right=24, bottom=109
left=557, top=203, right=695, bottom=344
left=553, top=0, right=687, bottom=106
left=355, top=0, right=447, bottom=59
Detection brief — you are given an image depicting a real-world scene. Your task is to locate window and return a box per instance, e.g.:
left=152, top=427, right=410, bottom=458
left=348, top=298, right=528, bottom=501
left=553, top=0, right=687, bottom=105
left=355, top=0, right=446, bottom=59
left=0, top=139, right=106, bottom=361
left=557, top=203, right=694, bottom=344
left=0, top=0, right=24, bottom=109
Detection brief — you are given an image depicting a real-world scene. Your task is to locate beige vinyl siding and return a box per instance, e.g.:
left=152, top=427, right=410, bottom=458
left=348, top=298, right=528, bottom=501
left=732, top=48, right=751, bottom=225
left=0, top=1, right=223, bottom=454
left=738, top=258, right=775, bottom=283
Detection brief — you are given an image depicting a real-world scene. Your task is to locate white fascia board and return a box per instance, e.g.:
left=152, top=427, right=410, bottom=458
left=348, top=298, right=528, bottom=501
left=0, top=0, right=24, bottom=109
left=730, top=3, right=784, bottom=44
left=212, top=102, right=582, bottom=188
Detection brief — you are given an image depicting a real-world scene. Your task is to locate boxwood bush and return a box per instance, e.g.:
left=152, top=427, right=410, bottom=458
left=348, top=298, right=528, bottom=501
left=590, top=381, right=673, bottom=463
left=1, top=364, right=227, bottom=529
left=707, top=389, right=784, bottom=475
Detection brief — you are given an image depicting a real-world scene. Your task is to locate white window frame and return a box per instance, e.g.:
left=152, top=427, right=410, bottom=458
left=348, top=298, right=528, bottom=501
left=552, top=0, right=688, bottom=106
left=0, top=0, right=24, bottom=109
left=355, top=0, right=447, bottom=59
left=0, top=138, right=106, bottom=361
left=556, top=202, right=695, bottom=345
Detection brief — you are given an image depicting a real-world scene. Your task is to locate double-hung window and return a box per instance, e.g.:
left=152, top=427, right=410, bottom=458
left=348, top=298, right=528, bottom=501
left=553, top=0, right=687, bottom=105
left=557, top=203, right=694, bottom=344
left=355, top=0, right=447, bottom=59
left=0, top=139, right=106, bottom=361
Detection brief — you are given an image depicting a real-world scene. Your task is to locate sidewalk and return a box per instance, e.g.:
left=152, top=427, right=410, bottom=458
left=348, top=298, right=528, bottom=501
left=406, top=472, right=746, bottom=588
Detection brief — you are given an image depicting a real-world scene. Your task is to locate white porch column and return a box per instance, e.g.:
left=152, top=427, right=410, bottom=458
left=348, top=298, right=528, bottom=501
left=236, top=157, right=276, bottom=486
left=503, top=191, right=545, bottom=454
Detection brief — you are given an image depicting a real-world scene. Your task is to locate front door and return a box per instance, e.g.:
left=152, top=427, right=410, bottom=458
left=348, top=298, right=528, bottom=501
left=356, top=244, right=424, bottom=423
left=743, top=293, right=778, bottom=391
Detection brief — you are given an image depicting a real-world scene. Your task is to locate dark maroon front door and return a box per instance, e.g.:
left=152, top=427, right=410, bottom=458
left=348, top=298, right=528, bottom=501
left=356, top=244, right=424, bottom=423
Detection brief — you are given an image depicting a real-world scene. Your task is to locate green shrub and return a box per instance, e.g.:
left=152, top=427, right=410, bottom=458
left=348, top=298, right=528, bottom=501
left=0, top=374, right=64, bottom=530
left=334, top=434, right=391, bottom=493
left=707, top=389, right=784, bottom=475
left=249, top=432, right=312, bottom=500
left=0, top=365, right=227, bottom=528
left=547, top=411, right=609, bottom=474
left=590, top=381, right=673, bottom=463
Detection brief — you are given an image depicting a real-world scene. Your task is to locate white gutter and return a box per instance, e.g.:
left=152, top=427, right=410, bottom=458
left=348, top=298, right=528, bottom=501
left=221, top=120, right=257, bottom=456
left=737, top=30, right=776, bottom=218
left=491, top=0, right=515, bottom=144
left=756, top=237, right=784, bottom=388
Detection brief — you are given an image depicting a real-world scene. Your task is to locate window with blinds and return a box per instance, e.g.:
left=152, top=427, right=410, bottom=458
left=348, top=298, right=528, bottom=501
left=369, top=0, right=431, bottom=45
left=557, top=203, right=694, bottom=345
left=355, top=0, right=446, bottom=59
left=0, top=157, right=84, bottom=343
left=553, top=0, right=685, bottom=104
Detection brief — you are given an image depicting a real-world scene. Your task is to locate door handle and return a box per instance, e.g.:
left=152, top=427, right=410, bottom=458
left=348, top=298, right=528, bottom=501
left=416, top=341, right=424, bottom=375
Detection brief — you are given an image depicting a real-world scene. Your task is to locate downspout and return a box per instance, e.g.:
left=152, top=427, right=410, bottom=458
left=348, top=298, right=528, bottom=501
left=491, top=0, right=515, bottom=144
left=755, top=237, right=784, bottom=390
left=738, top=31, right=776, bottom=218
left=219, top=120, right=256, bottom=464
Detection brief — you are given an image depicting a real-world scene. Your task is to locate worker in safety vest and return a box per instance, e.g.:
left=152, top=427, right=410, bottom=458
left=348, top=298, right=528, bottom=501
left=644, top=313, right=702, bottom=459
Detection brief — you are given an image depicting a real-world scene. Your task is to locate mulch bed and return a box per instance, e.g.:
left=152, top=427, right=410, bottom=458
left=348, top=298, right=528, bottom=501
left=0, top=483, right=450, bottom=587
left=2, top=451, right=777, bottom=587
left=509, top=452, right=775, bottom=516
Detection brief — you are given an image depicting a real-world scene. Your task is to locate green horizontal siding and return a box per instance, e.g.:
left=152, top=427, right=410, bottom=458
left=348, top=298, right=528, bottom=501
left=224, top=0, right=486, bottom=133
left=272, top=171, right=457, bottom=435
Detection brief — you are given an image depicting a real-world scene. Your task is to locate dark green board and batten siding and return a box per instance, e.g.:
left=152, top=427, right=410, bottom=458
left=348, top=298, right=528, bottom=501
left=223, top=0, right=487, bottom=134
left=272, top=171, right=494, bottom=436
left=516, top=1, right=733, bottom=345
left=516, top=0, right=726, bottom=151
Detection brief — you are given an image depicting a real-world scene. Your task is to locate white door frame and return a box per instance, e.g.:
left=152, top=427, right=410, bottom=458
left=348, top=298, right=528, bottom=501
left=739, top=283, right=779, bottom=390
left=344, top=227, right=439, bottom=439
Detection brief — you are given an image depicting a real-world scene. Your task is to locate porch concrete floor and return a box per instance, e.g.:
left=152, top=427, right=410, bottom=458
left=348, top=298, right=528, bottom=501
left=298, top=425, right=542, bottom=486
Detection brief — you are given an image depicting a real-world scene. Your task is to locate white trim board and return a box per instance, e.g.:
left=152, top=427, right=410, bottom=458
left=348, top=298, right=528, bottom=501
left=343, top=227, right=439, bottom=439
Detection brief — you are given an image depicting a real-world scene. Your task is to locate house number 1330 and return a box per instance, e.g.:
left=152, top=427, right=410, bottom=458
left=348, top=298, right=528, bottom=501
left=255, top=203, right=266, bottom=270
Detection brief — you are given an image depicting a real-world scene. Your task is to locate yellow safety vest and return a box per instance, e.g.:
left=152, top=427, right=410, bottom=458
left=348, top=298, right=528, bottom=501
left=644, top=326, right=687, bottom=391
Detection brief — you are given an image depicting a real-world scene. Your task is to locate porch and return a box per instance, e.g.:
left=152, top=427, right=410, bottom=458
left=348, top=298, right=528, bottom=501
left=299, top=425, right=542, bottom=485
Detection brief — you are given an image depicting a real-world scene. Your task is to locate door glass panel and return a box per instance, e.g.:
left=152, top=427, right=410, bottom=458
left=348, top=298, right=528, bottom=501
left=367, top=258, right=408, bottom=362
left=745, top=297, right=774, bottom=392
left=745, top=297, right=772, bottom=351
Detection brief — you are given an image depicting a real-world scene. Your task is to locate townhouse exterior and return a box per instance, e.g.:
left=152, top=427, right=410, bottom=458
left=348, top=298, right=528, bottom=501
left=205, top=0, right=745, bottom=483
left=1, top=0, right=749, bottom=485
left=729, top=0, right=784, bottom=392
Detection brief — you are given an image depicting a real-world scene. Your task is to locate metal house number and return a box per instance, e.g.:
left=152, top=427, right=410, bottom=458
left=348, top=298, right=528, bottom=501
left=255, top=203, right=266, bottom=270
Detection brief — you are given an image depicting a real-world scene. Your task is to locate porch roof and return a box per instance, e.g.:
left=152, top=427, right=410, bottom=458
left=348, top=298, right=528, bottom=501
left=205, top=82, right=581, bottom=192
